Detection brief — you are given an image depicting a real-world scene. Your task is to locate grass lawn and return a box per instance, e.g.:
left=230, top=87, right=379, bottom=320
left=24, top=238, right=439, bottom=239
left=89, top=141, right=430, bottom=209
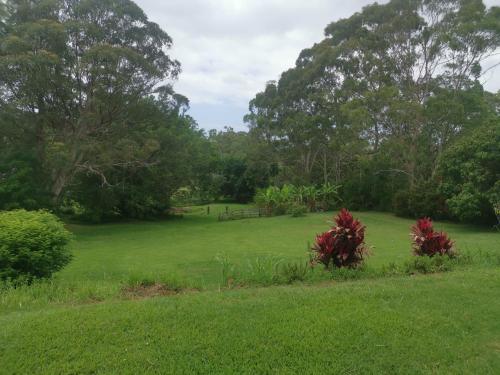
left=1, top=206, right=499, bottom=374
left=65, top=204, right=498, bottom=287
left=1, top=269, right=499, bottom=374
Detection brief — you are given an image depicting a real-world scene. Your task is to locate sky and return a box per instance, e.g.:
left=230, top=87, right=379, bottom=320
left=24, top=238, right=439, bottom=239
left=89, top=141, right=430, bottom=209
left=135, top=0, right=500, bottom=131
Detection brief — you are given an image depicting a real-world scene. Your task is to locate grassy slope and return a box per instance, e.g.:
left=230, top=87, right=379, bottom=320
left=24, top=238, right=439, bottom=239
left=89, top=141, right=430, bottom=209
left=1, top=207, right=499, bottom=373
left=1, top=269, right=499, bottom=374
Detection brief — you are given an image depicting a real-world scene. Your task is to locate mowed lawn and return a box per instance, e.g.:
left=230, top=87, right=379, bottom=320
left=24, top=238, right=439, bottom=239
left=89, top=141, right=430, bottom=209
left=1, top=269, right=499, bottom=374
left=64, top=204, right=498, bottom=287
left=1, top=206, right=499, bottom=374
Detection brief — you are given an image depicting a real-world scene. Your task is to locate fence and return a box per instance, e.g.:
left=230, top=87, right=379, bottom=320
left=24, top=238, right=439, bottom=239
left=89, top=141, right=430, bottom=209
left=218, top=207, right=271, bottom=221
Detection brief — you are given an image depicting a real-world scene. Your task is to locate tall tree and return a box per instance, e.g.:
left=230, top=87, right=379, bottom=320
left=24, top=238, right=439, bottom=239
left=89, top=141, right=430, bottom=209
left=246, top=0, right=500, bottom=218
left=0, top=0, right=180, bottom=204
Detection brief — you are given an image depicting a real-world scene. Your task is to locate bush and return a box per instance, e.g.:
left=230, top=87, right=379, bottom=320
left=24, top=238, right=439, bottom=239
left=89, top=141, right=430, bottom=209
left=410, top=218, right=454, bottom=257
left=280, top=261, right=310, bottom=283
left=438, top=124, right=499, bottom=225
left=311, top=208, right=369, bottom=269
left=255, top=184, right=341, bottom=216
left=0, top=210, right=72, bottom=282
left=288, top=203, right=307, bottom=217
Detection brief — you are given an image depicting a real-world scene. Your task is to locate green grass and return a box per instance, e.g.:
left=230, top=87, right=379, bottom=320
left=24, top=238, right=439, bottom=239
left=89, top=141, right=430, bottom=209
left=1, top=269, right=499, bottom=374
left=1, top=206, right=499, bottom=373
left=1, top=205, right=498, bottom=313
left=65, top=204, right=498, bottom=285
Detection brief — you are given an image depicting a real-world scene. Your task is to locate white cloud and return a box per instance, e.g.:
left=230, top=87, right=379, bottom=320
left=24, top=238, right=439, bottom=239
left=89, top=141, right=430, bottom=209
left=135, top=0, right=500, bottom=130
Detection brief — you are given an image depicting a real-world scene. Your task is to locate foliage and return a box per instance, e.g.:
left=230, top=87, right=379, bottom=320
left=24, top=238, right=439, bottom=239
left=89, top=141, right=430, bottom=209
left=205, top=128, right=276, bottom=203
left=438, top=123, right=500, bottom=224
left=411, top=218, right=455, bottom=258
left=287, top=203, right=307, bottom=218
left=311, top=209, right=369, bottom=268
left=0, top=0, right=215, bottom=221
left=0, top=210, right=72, bottom=282
left=0, top=153, right=49, bottom=210
left=255, top=184, right=340, bottom=215
left=393, top=190, right=412, bottom=218
left=403, top=256, right=455, bottom=275
left=245, top=0, right=500, bottom=224
left=393, top=181, right=448, bottom=219
left=215, top=255, right=313, bottom=288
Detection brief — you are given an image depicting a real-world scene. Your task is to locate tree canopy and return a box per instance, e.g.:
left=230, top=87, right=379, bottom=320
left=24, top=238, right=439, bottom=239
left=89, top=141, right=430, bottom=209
left=245, top=0, right=500, bottom=223
left=0, top=0, right=498, bottom=224
left=0, top=0, right=211, bottom=220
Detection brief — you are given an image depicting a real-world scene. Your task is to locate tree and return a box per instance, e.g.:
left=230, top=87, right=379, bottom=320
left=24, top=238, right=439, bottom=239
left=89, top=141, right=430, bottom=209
left=0, top=0, right=180, bottom=205
left=208, top=128, right=274, bottom=203
left=245, top=0, right=500, bottom=221
left=438, top=122, right=500, bottom=224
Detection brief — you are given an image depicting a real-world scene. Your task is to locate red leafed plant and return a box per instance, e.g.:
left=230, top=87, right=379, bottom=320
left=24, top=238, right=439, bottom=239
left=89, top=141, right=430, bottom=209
left=411, top=218, right=455, bottom=257
left=311, top=208, right=369, bottom=268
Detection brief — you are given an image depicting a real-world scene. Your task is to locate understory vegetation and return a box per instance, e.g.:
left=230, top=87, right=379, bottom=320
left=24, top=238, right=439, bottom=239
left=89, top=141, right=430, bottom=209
left=254, top=183, right=340, bottom=215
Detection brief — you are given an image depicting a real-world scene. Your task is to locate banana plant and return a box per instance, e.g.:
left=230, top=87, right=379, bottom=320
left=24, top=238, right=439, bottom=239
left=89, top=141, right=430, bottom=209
left=318, top=183, right=341, bottom=211
left=302, top=185, right=320, bottom=212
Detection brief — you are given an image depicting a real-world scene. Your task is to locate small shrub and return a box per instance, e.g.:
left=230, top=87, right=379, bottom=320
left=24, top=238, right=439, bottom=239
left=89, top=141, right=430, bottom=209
left=288, top=203, right=307, bottom=217
left=311, top=208, right=369, bottom=269
left=0, top=210, right=72, bottom=282
left=216, top=256, right=313, bottom=287
left=410, top=218, right=455, bottom=257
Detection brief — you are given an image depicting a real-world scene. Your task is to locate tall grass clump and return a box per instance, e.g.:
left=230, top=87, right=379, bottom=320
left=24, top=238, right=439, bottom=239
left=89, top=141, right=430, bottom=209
left=216, top=254, right=314, bottom=288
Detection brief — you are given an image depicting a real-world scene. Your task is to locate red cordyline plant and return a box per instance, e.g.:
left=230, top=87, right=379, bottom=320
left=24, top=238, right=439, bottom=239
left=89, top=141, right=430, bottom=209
left=311, top=208, right=369, bottom=268
left=411, top=218, right=455, bottom=257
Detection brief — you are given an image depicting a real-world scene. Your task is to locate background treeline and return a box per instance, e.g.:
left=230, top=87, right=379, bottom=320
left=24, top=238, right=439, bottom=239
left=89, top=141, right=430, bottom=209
left=1, top=0, right=499, bottom=224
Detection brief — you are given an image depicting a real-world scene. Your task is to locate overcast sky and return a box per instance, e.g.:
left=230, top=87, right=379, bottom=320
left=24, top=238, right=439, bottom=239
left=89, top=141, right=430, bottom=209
left=135, top=0, right=500, bottom=131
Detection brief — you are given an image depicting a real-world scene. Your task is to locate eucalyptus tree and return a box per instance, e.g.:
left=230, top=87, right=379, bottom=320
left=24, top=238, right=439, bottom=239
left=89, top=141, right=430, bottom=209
left=246, top=0, right=500, bottom=213
left=307, top=0, right=499, bottom=183
left=0, top=0, right=180, bottom=205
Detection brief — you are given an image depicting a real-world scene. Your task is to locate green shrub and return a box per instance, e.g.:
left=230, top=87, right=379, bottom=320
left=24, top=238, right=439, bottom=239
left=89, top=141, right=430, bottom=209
left=255, top=184, right=341, bottom=216
left=216, top=255, right=314, bottom=288
left=288, top=203, right=307, bottom=217
left=438, top=124, right=499, bottom=225
left=0, top=210, right=72, bottom=282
